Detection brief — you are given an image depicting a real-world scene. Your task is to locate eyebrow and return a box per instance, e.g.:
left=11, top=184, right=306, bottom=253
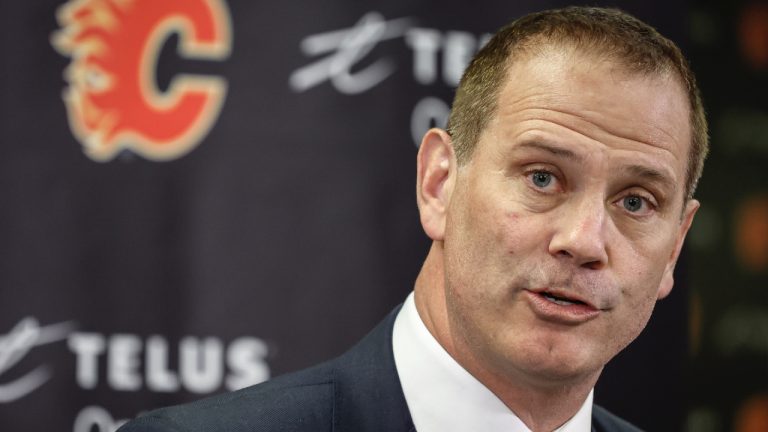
left=516, top=140, right=584, bottom=162
left=516, top=140, right=677, bottom=193
left=623, top=164, right=677, bottom=192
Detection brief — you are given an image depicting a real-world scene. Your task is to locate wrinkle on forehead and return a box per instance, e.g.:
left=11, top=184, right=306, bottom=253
left=493, top=48, right=691, bottom=160
left=509, top=106, right=682, bottom=163
left=502, top=123, right=682, bottom=194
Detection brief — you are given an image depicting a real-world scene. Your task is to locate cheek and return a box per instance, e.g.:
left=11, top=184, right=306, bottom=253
left=602, top=236, right=672, bottom=337
left=496, top=211, right=519, bottom=254
left=618, top=291, right=658, bottom=351
left=616, top=223, right=677, bottom=292
left=453, top=190, right=518, bottom=258
left=609, top=260, right=667, bottom=351
left=500, top=209, right=552, bottom=256
left=619, top=256, right=667, bottom=309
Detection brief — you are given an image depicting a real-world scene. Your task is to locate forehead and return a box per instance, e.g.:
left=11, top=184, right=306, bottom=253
left=488, top=48, right=691, bottom=175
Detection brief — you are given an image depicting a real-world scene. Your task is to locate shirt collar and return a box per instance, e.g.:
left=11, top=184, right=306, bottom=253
left=392, top=291, right=593, bottom=432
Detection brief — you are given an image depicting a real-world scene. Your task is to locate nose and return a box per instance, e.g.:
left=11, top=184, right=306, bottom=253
left=548, top=196, right=609, bottom=270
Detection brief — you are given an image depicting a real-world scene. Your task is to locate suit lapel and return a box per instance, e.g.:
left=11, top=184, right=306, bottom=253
left=331, top=305, right=416, bottom=432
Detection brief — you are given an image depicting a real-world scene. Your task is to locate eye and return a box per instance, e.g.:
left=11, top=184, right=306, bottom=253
left=623, top=196, right=643, bottom=212
left=530, top=171, right=553, bottom=188
left=621, top=195, right=654, bottom=215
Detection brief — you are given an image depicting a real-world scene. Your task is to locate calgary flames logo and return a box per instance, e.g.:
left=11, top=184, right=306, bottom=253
left=51, top=0, right=232, bottom=161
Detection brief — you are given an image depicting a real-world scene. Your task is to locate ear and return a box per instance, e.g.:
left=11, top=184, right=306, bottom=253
left=657, top=199, right=700, bottom=299
left=416, top=128, right=457, bottom=241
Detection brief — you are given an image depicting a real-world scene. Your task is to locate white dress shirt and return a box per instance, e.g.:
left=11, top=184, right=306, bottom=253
left=392, top=292, right=593, bottom=432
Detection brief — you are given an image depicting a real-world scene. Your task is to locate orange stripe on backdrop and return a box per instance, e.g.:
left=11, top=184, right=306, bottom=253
left=735, top=394, right=768, bottom=432
left=739, top=3, right=768, bottom=70
left=734, top=196, right=768, bottom=272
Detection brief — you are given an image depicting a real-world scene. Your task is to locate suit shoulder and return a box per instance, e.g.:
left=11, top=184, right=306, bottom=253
left=118, top=362, right=336, bottom=432
left=592, top=404, right=644, bottom=432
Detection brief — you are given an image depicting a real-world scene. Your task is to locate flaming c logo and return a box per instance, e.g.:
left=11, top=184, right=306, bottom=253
left=52, top=0, right=232, bottom=161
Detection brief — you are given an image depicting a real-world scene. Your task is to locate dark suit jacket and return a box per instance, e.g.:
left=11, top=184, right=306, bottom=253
left=119, top=306, right=642, bottom=432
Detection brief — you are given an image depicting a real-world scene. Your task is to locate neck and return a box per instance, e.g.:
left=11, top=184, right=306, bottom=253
left=413, top=242, right=599, bottom=432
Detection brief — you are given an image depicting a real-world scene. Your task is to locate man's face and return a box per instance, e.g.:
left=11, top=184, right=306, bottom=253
left=439, top=50, right=698, bottom=386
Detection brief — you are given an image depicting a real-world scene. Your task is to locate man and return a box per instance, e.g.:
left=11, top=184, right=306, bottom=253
left=119, top=6, right=707, bottom=432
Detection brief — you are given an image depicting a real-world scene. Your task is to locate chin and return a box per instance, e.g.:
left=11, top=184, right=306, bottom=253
left=526, top=360, right=600, bottom=385
left=507, top=340, right=606, bottom=385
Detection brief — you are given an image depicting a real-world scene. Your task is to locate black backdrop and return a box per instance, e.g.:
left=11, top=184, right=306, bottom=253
left=0, top=1, right=692, bottom=431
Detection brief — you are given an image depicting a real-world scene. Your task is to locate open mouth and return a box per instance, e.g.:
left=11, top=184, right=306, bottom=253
left=540, top=291, right=587, bottom=307
left=525, top=289, right=601, bottom=323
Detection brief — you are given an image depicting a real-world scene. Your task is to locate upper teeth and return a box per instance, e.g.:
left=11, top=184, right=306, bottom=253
left=543, top=293, right=576, bottom=306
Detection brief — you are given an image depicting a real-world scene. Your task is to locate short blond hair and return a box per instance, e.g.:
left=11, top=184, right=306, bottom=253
left=446, top=6, right=708, bottom=200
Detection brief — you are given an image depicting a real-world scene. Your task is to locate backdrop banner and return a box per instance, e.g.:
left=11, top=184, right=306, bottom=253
left=0, top=1, right=687, bottom=431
